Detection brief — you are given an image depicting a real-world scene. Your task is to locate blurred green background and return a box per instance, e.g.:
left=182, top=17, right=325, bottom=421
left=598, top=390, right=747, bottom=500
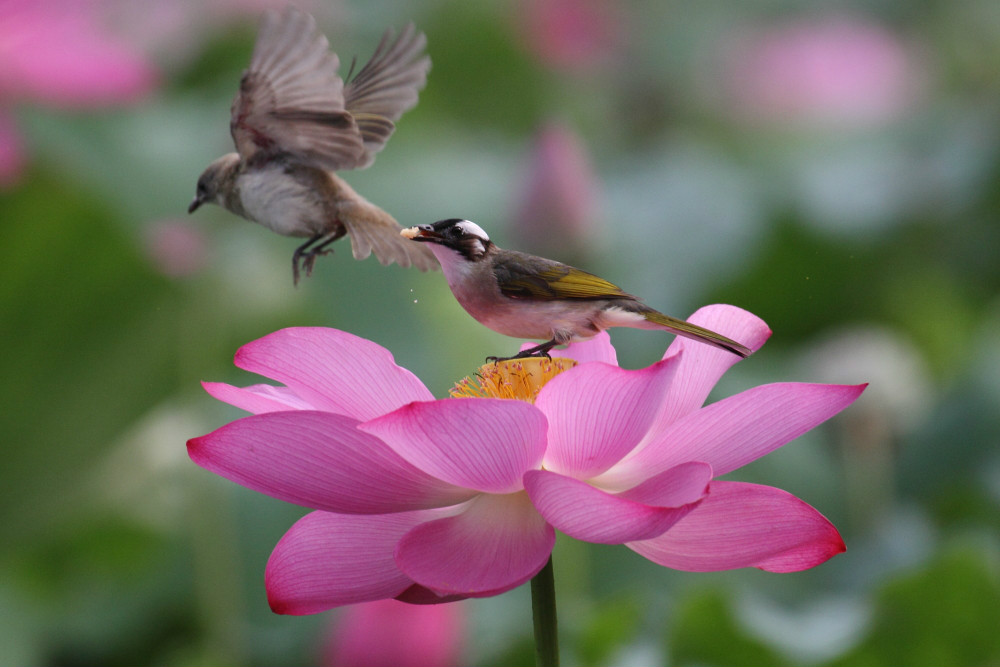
left=2, top=0, right=999, bottom=665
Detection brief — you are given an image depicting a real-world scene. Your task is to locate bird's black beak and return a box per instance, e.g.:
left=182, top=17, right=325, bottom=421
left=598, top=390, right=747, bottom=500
left=400, top=225, right=441, bottom=242
left=188, top=196, right=203, bottom=214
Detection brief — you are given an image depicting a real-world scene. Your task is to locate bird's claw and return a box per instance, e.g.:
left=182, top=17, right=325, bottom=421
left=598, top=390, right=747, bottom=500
left=291, top=228, right=346, bottom=286
left=302, top=247, right=334, bottom=276
left=485, top=348, right=553, bottom=364
left=292, top=247, right=335, bottom=286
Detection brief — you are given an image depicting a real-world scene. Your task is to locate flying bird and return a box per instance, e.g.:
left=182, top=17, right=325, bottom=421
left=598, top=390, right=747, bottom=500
left=402, top=218, right=753, bottom=360
left=188, top=6, right=437, bottom=284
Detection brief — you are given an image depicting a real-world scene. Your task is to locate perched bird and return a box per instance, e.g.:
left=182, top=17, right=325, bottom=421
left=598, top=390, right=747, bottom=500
left=188, top=7, right=437, bottom=284
left=402, top=219, right=752, bottom=360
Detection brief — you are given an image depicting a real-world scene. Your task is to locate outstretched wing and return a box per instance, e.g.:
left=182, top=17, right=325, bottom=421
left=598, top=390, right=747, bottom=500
left=494, top=251, right=637, bottom=301
left=230, top=6, right=366, bottom=171
left=343, top=23, right=431, bottom=168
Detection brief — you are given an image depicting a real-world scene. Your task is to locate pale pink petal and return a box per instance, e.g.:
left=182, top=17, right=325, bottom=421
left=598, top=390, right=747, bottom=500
left=360, top=399, right=547, bottom=494
left=234, top=328, right=433, bottom=421
left=266, top=510, right=434, bottom=614
left=615, top=461, right=714, bottom=506
left=627, top=481, right=845, bottom=572
left=559, top=331, right=618, bottom=365
left=188, top=411, right=475, bottom=513
left=536, top=357, right=679, bottom=478
left=202, top=381, right=316, bottom=413
left=603, top=382, right=866, bottom=487
left=651, top=305, right=772, bottom=432
left=524, top=470, right=702, bottom=544
left=396, top=493, right=554, bottom=595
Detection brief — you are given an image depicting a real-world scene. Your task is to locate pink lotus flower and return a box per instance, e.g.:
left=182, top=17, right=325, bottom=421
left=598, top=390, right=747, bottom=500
left=142, top=219, right=211, bottom=279
left=720, top=15, right=920, bottom=128
left=322, top=598, right=465, bottom=667
left=512, top=122, right=600, bottom=256
left=516, top=0, right=623, bottom=71
left=0, top=0, right=157, bottom=107
left=0, top=0, right=158, bottom=186
left=188, top=305, right=864, bottom=614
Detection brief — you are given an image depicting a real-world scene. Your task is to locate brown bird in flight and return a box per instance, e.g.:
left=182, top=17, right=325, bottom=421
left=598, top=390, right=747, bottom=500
left=188, top=7, right=437, bottom=284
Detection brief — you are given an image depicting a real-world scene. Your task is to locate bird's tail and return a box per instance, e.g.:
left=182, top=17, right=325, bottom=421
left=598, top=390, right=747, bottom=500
left=642, top=309, right=752, bottom=358
left=341, top=203, right=439, bottom=272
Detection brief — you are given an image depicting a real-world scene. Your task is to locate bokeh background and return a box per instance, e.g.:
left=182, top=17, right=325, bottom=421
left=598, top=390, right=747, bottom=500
left=2, top=0, right=999, bottom=665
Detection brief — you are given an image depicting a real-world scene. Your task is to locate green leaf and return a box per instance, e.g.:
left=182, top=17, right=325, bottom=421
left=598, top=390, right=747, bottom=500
left=0, top=170, right=178, bottom=544
left=829, top=547, right=1000, bottom=667
left=669, top=588, right=789, bottom=667
left=420, top=0, right=549, bottom=133
left=576, top=596, right=641, bottom=666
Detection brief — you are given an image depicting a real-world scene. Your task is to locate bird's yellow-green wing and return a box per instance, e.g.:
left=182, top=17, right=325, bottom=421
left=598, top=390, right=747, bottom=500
left=495, top=251, right=637, bottom=301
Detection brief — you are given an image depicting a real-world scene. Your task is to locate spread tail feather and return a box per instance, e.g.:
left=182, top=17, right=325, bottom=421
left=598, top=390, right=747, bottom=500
left=341, top=207, right=439, bottom=272
left=642, top=310, right=752, bottom=358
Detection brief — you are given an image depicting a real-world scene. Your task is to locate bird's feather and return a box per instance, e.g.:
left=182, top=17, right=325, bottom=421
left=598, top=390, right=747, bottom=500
left=229, top=8, right=429, bottom=173
left=495, top=251, right=638, bottom=301
left=230, top=7, right=365, bottom=171
left=642, top=310, right=752, bottom=358
left=343, top=23, right=431, bottom=166
left=341, top=205, right=439, bottom=271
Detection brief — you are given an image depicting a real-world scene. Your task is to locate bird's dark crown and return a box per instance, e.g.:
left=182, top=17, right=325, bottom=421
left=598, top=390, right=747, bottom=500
left=417, top=218, right=492, bottom=261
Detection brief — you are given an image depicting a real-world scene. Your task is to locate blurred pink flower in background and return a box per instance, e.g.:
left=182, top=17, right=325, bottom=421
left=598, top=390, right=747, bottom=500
left=143, top=219, right=211, bottom=278
left=517, top=0, right=623, bottom=70
left=0, top=0, right=157, bottom=107
left=720, top=15, right=921, bottom=128
left=0, top=0, right=158, bottom=186
left=322, top=599, right=465, bottom=667
left=0, top=112, right=24, bottom=186
left=512, top=122, right=600, bottom=255
left=188, top=306, right=863, bottom=614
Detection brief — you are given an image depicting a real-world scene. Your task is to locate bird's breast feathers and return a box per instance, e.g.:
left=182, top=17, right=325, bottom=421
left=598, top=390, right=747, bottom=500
left=448, top=273, right=608, bottom=341
left=237, top=165, right=331, bottom=237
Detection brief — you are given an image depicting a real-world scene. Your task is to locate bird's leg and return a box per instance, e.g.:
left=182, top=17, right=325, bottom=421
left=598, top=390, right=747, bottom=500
left=292, top=234, right=323, bottom=286
left=291, top=227, right=347, bottom=285
left=486, top=339, right=560, bottom=363
left=300, top=230, right=345, bottom=277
